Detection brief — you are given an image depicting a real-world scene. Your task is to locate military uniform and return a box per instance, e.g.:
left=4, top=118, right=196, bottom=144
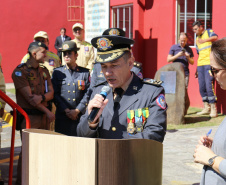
left=21, top=51, right=61, bottom=77
left=77, top=74, right=167, bottom=142
left=12, top=63, right=52, bottom=129
left=52, top=65, right=90, bottom=136
left=77, top=28, right=167, bottom=142
left=90, top=61, right=143, bottom=87
left=72, top=39, right=94, bottom=70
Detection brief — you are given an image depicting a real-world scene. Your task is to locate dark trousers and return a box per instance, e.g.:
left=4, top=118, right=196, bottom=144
left=197, top=65, right=216, bottom=103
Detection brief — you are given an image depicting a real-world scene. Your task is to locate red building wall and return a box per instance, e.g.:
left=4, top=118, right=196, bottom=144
left=0, top=0, right=83, bottom=82
left=110, top=0, right=226, bottom=112
left=1, top=0, right=226, bottom=111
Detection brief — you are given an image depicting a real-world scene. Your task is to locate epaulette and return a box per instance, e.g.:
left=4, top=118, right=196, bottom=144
left=143, top=78, right=163, bottom=86
left=17, top=63, right=26, bottom=68
left=133, top=61, right=142, bottom=69
left=47, top=51, right=60, bottom=60
left=83, top=41, right=92, bottom=46
left=94, top=80, right=108, bottom=88
left=40, top=65, right=48, bottom=70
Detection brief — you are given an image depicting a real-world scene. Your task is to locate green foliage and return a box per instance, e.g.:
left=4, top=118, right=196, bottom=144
left=167, top=107, right=225, bottom=130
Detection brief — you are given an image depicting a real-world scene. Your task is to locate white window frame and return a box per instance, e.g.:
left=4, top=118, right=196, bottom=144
left=111, top=4, right=133, bottom=39
left=176, top=0, right=212, bottom=47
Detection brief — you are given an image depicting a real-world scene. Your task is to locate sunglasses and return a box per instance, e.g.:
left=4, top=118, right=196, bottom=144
left=210, top=66, right=226, bottom=76
left=74, top=28, right=82, bottom=32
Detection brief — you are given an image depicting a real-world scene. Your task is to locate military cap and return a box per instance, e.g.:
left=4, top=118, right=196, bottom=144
left=72, top=23, right=84, bottom=30
left=91, top=28, right=134, bottom=63
left=34, top=31, right=49, bottom=40
left=28, top=41, right=48, bottom=50
left=61, top=41, right=79, bottom=52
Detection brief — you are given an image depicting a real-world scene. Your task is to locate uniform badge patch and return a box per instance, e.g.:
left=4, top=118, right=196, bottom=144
left=109, top=29, right=120, bottom=36
left=96, top=38, right=113, bottom=51
left=84, top=46, right=89, bottom=52
left=43, top=72, right=47, bottom=79
left=137, top=72, right=143, bottom=79
left=15, top=71, right=22, bottom=76
left=156, top=94, right=166, bottom=109
left=49, top=59, right=54, bottom=66
left=63, top=44, right=69, bottom=50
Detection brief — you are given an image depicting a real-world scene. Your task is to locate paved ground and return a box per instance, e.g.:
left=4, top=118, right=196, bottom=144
left=0, top=83, right=224, bottom=184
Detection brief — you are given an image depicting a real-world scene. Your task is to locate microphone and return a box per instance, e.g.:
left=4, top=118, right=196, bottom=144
left=88, top=86, right=111, bottom=123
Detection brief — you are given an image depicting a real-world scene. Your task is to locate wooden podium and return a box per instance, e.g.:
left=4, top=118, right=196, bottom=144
left=22, top=129, right=163, bottom=185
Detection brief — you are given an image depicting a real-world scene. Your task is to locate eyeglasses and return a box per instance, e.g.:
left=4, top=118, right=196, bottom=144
left=210, top=66, right=226, bottom=76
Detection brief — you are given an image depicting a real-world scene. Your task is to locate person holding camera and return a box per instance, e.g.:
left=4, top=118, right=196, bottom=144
left=167, top=32, right=194, bottom=88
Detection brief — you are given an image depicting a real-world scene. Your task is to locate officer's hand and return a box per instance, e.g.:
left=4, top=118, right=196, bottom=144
left=66, top=109, right=80, bottom=120
left=29, top=95, right=42, bottom=107
left=46, top=111, right=55, bottom=122
left=0, top=108, right=4, bottom=117
left=88, top=94, right=109, bottom=124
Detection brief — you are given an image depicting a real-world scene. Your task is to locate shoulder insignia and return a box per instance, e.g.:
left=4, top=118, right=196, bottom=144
left=133, top=61, right=142, bottom=69
left=94, top=80, right=108, bottom=87
left=143, top=78, right=162, bottom=86
left=83, top=41, right=92, bottom=46
left=17, top=63, right=26, bottom=68
left=47, top=51, right=60, bottom=60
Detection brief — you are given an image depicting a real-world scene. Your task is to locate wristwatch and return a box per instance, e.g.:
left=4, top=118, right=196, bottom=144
left=208, top=156, right=218, bottom=167
left=41, top=95, right=46, bottom=102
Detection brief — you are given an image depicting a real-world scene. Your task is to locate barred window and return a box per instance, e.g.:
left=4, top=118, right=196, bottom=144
left=177, top=0, right=212, bottom=46
left=112, top=4, right=133, bottom=39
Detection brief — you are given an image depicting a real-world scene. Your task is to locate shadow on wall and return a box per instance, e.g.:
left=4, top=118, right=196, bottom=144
left=133, top=29, right=158, bottom=79
left=137, top=0, right=154, bottom=10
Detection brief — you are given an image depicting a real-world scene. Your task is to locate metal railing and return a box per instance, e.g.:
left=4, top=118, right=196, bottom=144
left=0, top=90, right=30, bottom=185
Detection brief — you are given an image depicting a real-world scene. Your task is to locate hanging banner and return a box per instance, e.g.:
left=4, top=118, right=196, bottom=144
left=85, top=0, right=110, bottom=43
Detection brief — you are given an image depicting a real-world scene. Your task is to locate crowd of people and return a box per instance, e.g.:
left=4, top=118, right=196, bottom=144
left=0, top=21, right=224, bottom=184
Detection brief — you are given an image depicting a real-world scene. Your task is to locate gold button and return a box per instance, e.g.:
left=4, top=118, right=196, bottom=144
left=73, top=91, right=75, bottom=93
left=68, top=83, right=70, bottom=86
left=68, top=90, right=70, bottom=93
left=73, top=99, right=76, bottom=102
left=73, top=83, right=75, bottom=85
left=68, top=98, right=70, bottom=101
left=112, top=127, right=116, bottom=131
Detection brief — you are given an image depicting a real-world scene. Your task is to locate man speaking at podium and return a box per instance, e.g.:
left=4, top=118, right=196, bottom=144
left=77, top=28, right=167, bottom=142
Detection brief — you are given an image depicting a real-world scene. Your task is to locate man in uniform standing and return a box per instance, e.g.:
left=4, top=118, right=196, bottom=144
left=52, top=41, right=90, bottom=136
left=192, top=21, right=218, bottom=117
left=21, top=31, right=61, bottom=76
left=12, top=41, right=55, bottom=185
left=71, top=23, right=94, bottom=70
left=77, top=28, right=167, bottom=142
